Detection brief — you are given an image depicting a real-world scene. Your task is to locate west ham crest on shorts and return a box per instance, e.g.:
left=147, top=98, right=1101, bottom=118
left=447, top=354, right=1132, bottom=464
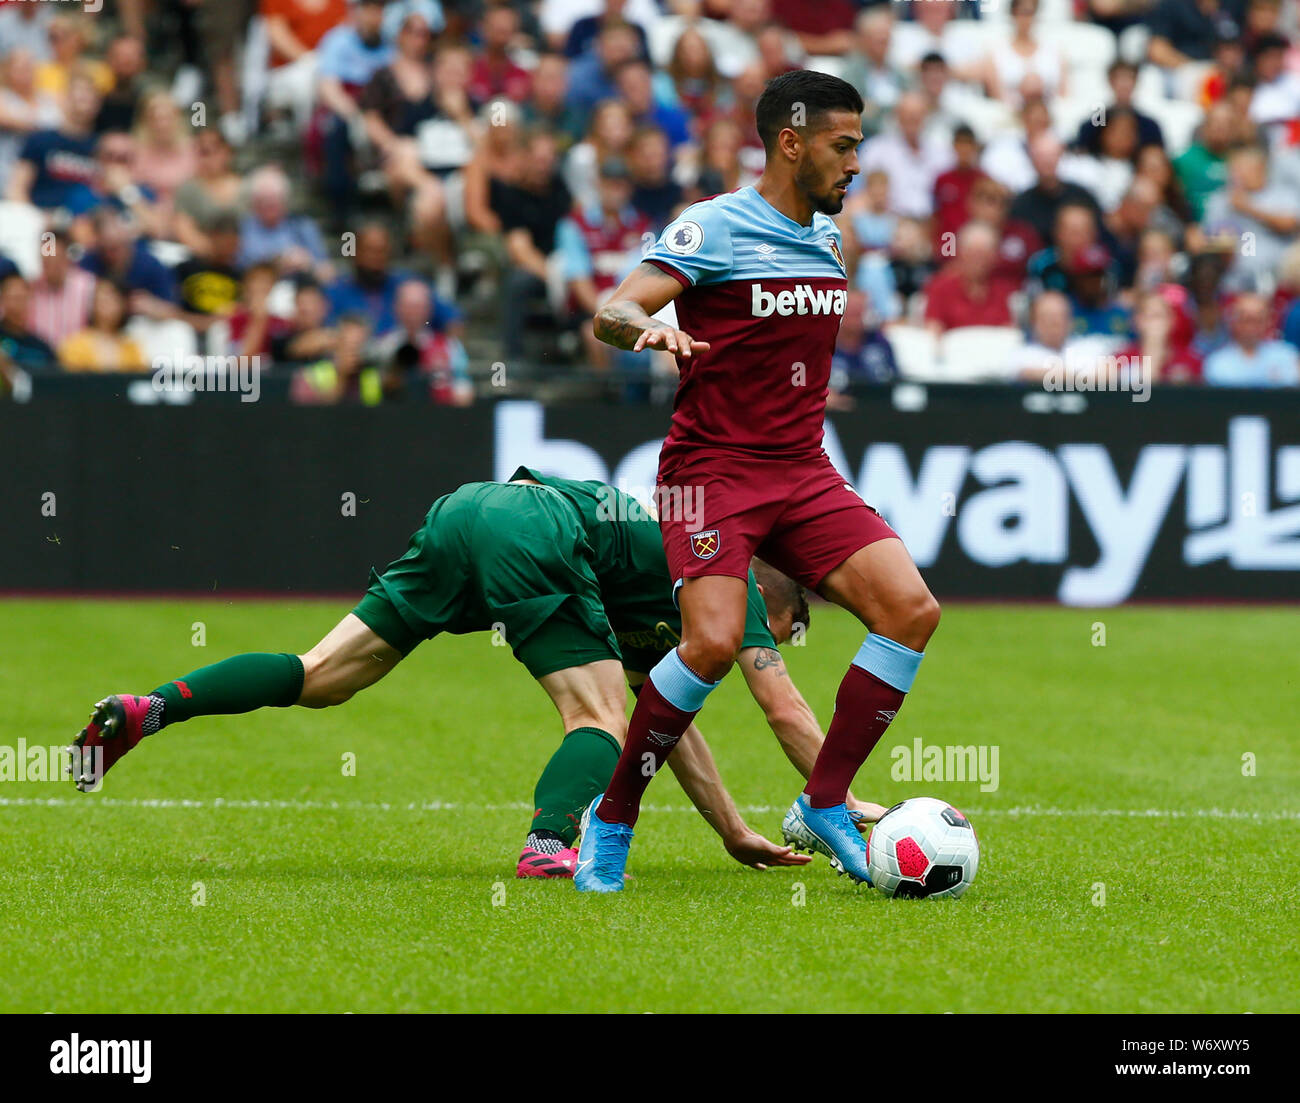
left=828, top=236, right=845, bottom=271
left=689, top=529, right=720, bottom=559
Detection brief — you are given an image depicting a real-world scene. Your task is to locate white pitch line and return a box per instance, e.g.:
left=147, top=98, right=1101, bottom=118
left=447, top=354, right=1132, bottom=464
left=0, top=796, right=1297, bottom=822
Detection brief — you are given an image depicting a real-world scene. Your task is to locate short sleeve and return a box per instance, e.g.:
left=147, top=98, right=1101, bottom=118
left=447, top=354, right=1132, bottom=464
left=1146, top=0, right=1182, bottom=42
left=315, top=28, right=347, bottom=79
left=642, top=201, right=734, bottom=286
left=555, top=218, right=592, bottom=281
left=740, top=571, right=776, bottom=650
left=17, top=130, right=43, bottom=165
left=1278, top=346, right=1300, bottom=385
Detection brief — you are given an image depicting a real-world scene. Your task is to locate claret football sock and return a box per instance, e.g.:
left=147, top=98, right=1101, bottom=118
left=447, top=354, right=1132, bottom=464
left=597, top=648, right=718, bottom=827
left=530, top=726, right=622, bottom=845
left=148, top=652, right=305, bottom=731
left=804, top=634, right=923, bottom=808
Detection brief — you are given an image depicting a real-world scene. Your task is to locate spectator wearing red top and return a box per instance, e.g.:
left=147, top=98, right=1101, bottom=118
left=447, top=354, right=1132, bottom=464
left=923, top=221, right=1018, bottom=334
left=1116, top=288, right=1205, bottom=385
left=932, top=125, right=985, bottom=257
left=264, top=0, right=347, bottom=67
left=467, top=3, right=532, bottom=107
left=769, top=0, right=857, bottom=56
left=558, top=157, right=650, bottom=372
left=965, top=175, right=1042, bottom=284
left=229, top=262, right=291, bottom=359
left=260, top=0, right=350, bottom=131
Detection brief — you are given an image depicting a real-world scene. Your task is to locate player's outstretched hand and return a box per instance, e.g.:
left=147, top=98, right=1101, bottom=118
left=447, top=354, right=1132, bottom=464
left=848, top=801, right=888, bottom=831
left=633, top=326, right=711, bottom=358
left=725, top=828, right=813, bottom=870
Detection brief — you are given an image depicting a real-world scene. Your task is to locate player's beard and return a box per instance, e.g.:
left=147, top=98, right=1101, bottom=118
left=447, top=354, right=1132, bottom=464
left=797, top=160, right=847, bottom=215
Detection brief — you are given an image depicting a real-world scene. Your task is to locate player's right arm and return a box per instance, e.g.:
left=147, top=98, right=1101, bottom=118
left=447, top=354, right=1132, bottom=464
left=595, top=202, right=732, bottom=357
left=668, top=721, right=811, bottom=870
left=592, top=262, right=710, bottom=357
left=625, top=672, right=807, bottom=869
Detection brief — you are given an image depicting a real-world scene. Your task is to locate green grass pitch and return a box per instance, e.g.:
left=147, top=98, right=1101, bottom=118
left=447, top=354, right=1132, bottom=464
left=1, top=599, right=1296, bottom=1013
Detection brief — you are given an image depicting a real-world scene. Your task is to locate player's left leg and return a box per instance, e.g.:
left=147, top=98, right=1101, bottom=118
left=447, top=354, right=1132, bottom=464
left=468, top=497, right=629, bottom=879
left=783, top=536, right=937, bottom=879
left=761, top=467, right=938, bottom=885
left=71, top=613, right=404, bottom=791
left=810, top=537, right=940, bottom=799
left=518, top=659, right=628, bottom=878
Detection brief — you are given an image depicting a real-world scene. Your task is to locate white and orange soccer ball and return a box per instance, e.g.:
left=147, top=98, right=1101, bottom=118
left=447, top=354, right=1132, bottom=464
left=866, top=797, right=980, bottom=898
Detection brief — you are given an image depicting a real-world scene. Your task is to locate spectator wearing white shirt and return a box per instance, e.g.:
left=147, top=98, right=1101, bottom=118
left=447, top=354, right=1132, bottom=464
left=979, top=0, right=1068, bottom=108
left=1247, top=33, right=1300, bottom=137
left=858, top=92, right=954, bottom=219
left=1012, top=290, right=1091, bottom=382
left=1061, top=107, right=1140, bottom=213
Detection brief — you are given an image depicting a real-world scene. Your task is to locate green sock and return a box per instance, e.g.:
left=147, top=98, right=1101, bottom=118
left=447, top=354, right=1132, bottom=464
left=151, top=653, right=305, bottom=728
left=530, top=727, right=622, bottom=845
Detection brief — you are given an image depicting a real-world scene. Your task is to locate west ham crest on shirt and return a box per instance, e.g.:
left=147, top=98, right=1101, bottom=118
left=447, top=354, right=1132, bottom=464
left=827, top=236, right=846, bottom=272
left=689, top=529, right=720, bottom=559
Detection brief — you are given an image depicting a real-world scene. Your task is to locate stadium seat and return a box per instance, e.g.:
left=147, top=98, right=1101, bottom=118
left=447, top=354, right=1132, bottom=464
left=240, top=16, right=271, bottom=137
left=883, top=324, right=938, bottom=381
left=941, top=21, right=1007, bottom=61
left=980, top=0, right=1074, bottom=21
left=204, top=317, right=232, bottom=358
left=1037, top=22, right=1117, bottom=74
left=1050, top=96, right=1104, bottom=141
left=947, top=89, right=1019, bottom=143
left=939, top=326, right=1025, bottom=382
left=267, top=279, right=297, bottom=320
left=127, top=317, right=198, bottom=366
left=1066, top=65, right=1112, bottom=110
left=1119, top=24, right=1152, bottom=67
left=646, top=15, right=686, bottom=68
left=147, top=240, right=192, bottom=270
left=1133, top=59, right=1168, bottom=103
left=1172, top=61, right=1216, bottom=103
left=1136, top=97, right=1204, bottom=156
left=0, top=201, right=44, bottom=279
left=805, top=55, right=849, bottom=81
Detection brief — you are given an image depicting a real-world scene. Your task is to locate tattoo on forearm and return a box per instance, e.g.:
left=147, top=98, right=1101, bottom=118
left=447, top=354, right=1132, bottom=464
left=594, top=301, right=653, bottom=350
left=753, top=647, right=787, bottom=675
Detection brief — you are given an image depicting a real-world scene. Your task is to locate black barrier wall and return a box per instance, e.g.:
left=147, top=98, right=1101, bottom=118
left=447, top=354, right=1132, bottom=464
left=2, top=390, right=1298, bottom=603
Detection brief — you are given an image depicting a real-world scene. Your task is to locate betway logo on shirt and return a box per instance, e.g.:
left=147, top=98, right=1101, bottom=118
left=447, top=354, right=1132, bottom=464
left=751, top=283, right=847, bottom=318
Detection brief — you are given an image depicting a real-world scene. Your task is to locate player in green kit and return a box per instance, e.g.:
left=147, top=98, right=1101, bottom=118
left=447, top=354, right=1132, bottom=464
left=71, top=471, right=881, bottom=877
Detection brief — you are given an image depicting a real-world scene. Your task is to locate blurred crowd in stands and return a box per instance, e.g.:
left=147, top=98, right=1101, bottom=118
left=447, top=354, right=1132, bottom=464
left=2, top=0, right=1300, bottom=405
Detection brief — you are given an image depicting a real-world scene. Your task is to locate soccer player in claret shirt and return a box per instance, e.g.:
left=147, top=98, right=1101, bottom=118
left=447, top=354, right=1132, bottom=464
left=574, top=70, right=942, bottom=892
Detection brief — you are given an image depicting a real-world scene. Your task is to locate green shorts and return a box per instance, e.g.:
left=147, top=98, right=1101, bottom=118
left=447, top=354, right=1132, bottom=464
left=352, top=482, right=620, bottom=679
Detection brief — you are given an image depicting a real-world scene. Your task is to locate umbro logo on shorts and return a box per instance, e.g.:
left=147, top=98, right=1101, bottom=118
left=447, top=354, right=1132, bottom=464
left=689, top=529, right=720, bottom=559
